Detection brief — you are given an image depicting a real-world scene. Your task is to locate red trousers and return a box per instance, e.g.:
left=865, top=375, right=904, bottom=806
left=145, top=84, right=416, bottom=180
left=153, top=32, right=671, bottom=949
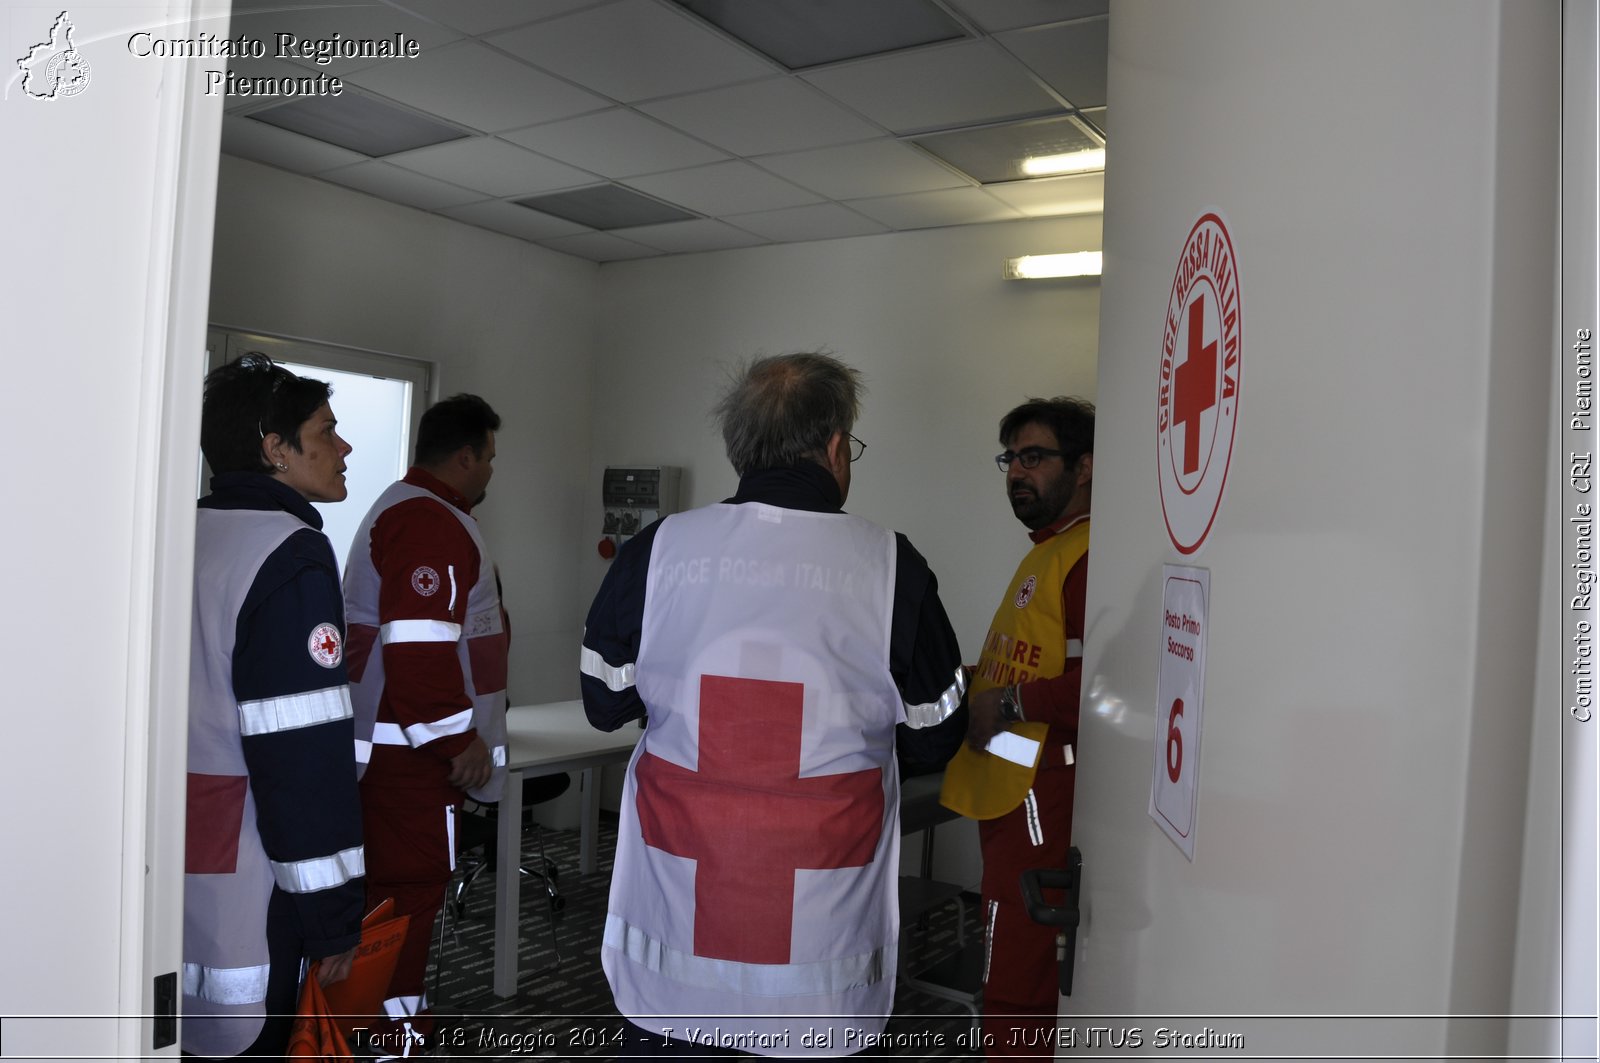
left=359, top=783, right=459, bottom=1056
left=978, top=762, right=1074, bottom=1060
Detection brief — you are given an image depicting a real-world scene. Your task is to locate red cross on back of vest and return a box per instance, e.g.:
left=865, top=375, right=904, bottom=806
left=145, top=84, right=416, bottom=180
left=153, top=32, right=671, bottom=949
left=634, top=674, right=884, bottom=964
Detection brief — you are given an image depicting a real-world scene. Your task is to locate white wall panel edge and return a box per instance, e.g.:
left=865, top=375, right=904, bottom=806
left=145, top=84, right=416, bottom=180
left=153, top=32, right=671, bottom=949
left=1446, top=3, right=1562, bottom=1057
left=123, top=1, right=231, bottom=1056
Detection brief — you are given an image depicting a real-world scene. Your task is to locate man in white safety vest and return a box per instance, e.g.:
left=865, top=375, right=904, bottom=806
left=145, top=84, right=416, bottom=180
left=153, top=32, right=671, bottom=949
left=581, top=352, right=969, bottom=1058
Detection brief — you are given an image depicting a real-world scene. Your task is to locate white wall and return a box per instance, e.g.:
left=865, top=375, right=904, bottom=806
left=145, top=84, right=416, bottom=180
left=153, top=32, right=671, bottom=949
left=1071, top=0, right=1558, bottom=1056
left=586, top=216, right=1104, bottom=883
left=0, top=1, right=226, bottom=1057
left=208, top=156, right=600, bottom=704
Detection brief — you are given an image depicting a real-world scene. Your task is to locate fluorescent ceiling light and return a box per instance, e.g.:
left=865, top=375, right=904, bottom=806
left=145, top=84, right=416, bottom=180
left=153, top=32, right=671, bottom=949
left=1005, top=252, right=1102, bottom=279
left=911, top=114, right=1103, bottom=185
left=1021, top=148, right=1105, bottom=177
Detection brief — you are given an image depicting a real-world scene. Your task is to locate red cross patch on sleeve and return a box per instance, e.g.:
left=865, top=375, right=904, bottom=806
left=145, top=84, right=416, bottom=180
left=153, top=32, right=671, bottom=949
left=308, top=622, right=343, bottom=668
left=411, top=566, right=441, bottom=596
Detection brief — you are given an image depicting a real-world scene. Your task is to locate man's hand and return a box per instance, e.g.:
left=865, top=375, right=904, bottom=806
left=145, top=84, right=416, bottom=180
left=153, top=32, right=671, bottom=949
left=447, top=735, right=493, bottom=791
left=966, top=687, right=1008, bottom=750
left=316, top=944, right=358, bottom=986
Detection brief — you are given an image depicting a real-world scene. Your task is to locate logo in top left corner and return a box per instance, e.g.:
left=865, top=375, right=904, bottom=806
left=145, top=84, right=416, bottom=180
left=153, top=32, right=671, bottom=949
left=17, top=11, right=91, bottom=100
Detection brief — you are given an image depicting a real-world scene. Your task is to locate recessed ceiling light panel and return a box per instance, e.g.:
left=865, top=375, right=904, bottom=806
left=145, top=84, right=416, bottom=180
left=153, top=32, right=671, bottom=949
left=248, top=89, right=470, bottom=157
left=673, top=0, right=967, bottom=70
left=515, top=185, right=699, bottom=230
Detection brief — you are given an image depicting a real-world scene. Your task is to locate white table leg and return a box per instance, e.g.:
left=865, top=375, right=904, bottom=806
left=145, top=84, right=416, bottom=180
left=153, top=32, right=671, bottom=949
left=492, top=768, right=523, bottom=998
left=579, top=766, right=600, bottom=874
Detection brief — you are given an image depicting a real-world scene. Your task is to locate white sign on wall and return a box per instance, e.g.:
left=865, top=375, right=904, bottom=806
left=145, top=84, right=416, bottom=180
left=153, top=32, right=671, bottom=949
left=1150, top=564, right=1210, bottom=860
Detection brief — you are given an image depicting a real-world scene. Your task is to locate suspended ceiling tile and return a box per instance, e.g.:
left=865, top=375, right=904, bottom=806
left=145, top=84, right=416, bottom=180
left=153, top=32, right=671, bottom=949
left=727, top=202, right=889, bottom=243
left=640, top=77, right=885, bottom=157
left=344, top=40, right=608, bottom=132
left=846, top=187, right=1025, bottom=230
left=319, top=160, right=486, bottom=211
left=502, top=108, right=729, bottom=179
left=537, top=231, right=665, bottom=262
left=387, top=137, right=596, bottom=197
left=610, top=218, right=769, bottom=254
left=624, top=160, right=822, bottom=216
left=220, top=114, right=368, bottom=173
left=439, top=199, right=592, bottom=242
left=801, top=39, right=1064, bottom=134
left=983, top=172, right=1105, bottom=216
left=755, top=138, right=968, bottom=200
left=996, top=18, right=1109, bottom=109
left=488, top=0, right=775, bottom=103
left=386, top=0, right=602, bottom=37
left=944, top=0, right=1108, bottom=33
left=228, top=2, right=462, bottom=78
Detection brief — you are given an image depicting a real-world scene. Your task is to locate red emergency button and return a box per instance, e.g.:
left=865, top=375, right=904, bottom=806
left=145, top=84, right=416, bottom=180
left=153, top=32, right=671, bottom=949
left=597, top=537, right=617, bottom=560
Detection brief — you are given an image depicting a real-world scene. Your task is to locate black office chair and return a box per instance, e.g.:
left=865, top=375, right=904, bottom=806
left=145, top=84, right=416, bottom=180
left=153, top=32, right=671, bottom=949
left=435, top=772, right=572, bottom=989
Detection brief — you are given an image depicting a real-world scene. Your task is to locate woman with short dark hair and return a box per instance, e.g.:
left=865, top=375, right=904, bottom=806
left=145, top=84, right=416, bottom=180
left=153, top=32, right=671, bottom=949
left=183, top=354, right=366, bottom=1059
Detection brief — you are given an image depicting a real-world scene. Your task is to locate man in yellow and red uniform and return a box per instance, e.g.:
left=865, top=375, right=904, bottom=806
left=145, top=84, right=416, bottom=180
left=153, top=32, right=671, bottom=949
left=343, top=395, right=508, bottom=1058
left=942, top=397, right=1093, bottom=1059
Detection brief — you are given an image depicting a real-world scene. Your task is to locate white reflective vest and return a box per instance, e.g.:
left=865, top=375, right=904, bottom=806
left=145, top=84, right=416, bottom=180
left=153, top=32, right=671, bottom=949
left=344, top=480, right=509, bottom=802
left=604, top=503, right=905, bottom=1055
left=184, top=510, right=307, bottom=1058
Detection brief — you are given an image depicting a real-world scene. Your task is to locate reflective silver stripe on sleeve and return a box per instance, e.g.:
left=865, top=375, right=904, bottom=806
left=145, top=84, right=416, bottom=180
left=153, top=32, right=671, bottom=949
left=580, top=646, right=636, bottom=692
left=985, top=730, right=1041, bottom=767
left=1064, top=743, right=1075, bottom=766
left=380, top=619, right=461, bottom=644
left=354, top=738, right=372, bottom=764
left=447, top=564, right=457, bottom=613
left=271, top=845, right=365, bottom=894
left=182, top=962, right=270, bottom=1006
left=403, top=708, right=473, bottom=746
left=491, top=744, right=507, bottom=767
left=372, top=722, right=406, bottom=746
left=1067, top=638, right=1084, bottom=659
left=604, top=913, right=886, bottom=997
left=238, top=686, right=352, bottom=737
left=902, top=666, right=967, bottom=729
left=1024, top=790, right=1043, bottom=847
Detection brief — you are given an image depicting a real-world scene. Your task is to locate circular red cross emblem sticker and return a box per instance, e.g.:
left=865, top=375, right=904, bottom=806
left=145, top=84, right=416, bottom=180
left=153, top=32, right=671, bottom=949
left=1157, top=212, right=1241, bottom=555
left=308, top=622, right=343, bottom=669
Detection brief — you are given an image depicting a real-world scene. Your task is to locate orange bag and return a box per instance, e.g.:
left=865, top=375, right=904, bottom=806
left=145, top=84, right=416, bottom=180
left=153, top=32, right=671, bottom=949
left=321, top=898, right=411, bottom=1040
left=287, top=972, right=352, bottom=1061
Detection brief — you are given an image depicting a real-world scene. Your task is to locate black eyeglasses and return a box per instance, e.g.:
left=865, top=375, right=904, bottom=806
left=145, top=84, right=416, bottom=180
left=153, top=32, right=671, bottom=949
left=849, top=434, right=867, bottom=462
left=995, top=447, right=1064, bottom=471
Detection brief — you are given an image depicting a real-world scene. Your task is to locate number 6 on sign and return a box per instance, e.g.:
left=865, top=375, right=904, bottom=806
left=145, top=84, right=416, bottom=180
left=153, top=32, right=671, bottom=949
left=1166, top=699, right=1184, bottom=783
left=1150, top=566, right=1209, bottom=860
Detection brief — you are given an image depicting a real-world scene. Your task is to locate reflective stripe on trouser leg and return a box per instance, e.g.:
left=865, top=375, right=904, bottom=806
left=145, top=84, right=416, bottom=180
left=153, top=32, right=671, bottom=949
left=1024, top=790, right=1043, bottom=847
left=982, top=899, right=998, bottom=986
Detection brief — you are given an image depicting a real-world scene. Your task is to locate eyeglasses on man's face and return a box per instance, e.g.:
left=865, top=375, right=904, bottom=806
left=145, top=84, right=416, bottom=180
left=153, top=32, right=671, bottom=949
left=849, top=434, right=867, bottom=462
left=994, top=447, right=1064, bottom=472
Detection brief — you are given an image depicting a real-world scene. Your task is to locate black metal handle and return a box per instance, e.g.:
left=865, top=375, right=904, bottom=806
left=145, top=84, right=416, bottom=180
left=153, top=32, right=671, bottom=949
left=1019, top=846, right=1082, bottom=995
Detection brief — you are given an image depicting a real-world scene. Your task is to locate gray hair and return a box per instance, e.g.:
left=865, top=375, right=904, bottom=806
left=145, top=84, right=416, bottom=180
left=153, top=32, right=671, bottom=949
left=714, top=352, right=863, bottom=477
